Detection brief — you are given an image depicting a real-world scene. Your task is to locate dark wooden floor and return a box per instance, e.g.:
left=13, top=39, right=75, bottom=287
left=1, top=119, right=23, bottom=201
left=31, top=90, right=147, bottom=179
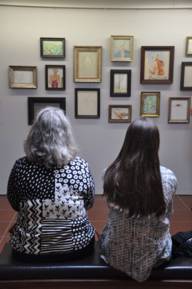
left=0, top=195, right=191, bottom=253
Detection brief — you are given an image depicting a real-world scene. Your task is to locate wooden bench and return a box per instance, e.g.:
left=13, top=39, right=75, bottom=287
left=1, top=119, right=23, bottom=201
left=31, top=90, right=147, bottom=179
left=0, top=243, right=191, bottom=289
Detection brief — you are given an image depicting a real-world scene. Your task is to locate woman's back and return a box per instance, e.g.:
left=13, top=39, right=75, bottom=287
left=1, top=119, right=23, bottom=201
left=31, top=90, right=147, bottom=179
left=7, top=107, right=95, bottom=257
left=100, top=118, right=177, bottom=282
left=8, top=155, right=95, bottom=255
left=100, top=166, right=177, bottom=282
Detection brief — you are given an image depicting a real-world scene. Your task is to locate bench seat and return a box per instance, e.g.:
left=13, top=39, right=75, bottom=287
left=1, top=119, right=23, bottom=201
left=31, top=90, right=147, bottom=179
left=0, top=243, right=192, bottom=289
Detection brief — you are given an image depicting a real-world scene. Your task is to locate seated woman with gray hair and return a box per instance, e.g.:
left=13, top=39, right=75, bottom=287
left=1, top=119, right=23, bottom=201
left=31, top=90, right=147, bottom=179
left=7, top=107, right=95, bottom=260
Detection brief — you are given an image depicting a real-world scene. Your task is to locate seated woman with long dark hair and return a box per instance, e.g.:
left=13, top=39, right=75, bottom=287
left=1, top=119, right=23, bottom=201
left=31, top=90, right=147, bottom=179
left=7, top=107, right=95, bottom=260
left=100, top=118, right=177, bottom=282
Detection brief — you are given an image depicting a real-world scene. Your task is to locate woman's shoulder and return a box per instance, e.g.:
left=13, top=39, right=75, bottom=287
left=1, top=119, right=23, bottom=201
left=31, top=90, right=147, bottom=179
left=55, top=156, right=89, bottom=172
left=14, top=156, right=28, bottom=167
left=10, top=157, right=33, bottom=174
left=68, top=156, right=89, bottom=166
left=160, top=165, right=177, bottom=192
left=14, top=157, right=48, bottom=171
left=55, top=156, right=91, bottom=176
left=160, top=165, right=176, bottom=179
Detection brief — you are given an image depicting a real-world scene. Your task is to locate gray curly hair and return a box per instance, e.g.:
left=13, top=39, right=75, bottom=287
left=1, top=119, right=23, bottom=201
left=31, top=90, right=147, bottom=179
left=24, top=107, right=78, bottom=168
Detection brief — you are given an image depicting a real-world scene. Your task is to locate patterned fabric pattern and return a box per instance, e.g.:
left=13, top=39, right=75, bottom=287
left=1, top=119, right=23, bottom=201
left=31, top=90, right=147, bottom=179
left=7, top=156, right=95, bottom=255
left=41, top=219, right=73, bottom=254
left=10, top=199, right=42, bottom=254
left=100, top=166, right=177, bottom=282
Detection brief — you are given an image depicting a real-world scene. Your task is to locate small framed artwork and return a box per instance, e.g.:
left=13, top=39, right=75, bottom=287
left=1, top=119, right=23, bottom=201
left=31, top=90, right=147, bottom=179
left=110, top=35, right=134, bottom=62
left=140, top=46, right=174, bottom=84
left=45, top=65, right=65, bottom=90
left=28, top=97, right=66, bottom=125
left=108, top=105, right=132, bottom=123
left=75, top=88, right=100, bottom=118
left=9, top=66, right=37, bottom=89
left=168, top=97, right=191, bottom=124
left=185, top=37, right=192, bottom=56
left=74, top=46, right=102, bottom=83
left=140, top=91, right=160, bottom=117
left=180, top=62, right=192, bottom=90
left=40, top=37, right=65, bottom=58
left=110, top=69, right=131, bottom=97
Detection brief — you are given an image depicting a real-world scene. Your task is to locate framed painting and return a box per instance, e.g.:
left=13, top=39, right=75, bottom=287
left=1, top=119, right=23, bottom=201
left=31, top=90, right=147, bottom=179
left=40, top=37, right=65, bottom=58
left=45, top=65, right=65, bottom=90
left=110, top=69, right=131, bottom=97
left=110, top=35, right=134, bottom=62
left=75, top=88, right=100, bottom=118
left=185, top=37, right=192, bottom=56
left=108, top=105, right=132, bottom=123
left=28, top=97, right=66, bottom=125
left=168, top=97, right=190, bottom=124
left=140, top=91, right=160, bottom=117
left=9, top=66, right=37, bottom=89
left=180, top=62, right=192, bottom=90
left=74, top=46, right=102, bottom=83
left=140, top=46, right=175, bottom=84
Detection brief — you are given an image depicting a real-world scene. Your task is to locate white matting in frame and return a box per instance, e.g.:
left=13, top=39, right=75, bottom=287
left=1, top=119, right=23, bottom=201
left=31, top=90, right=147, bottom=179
left=168, top=97, right=190, bottom=123
left=75, top=89, right=100, bottom=118
left=74, top=46, right=102, bottom=83
left=9, top=66, right=37, bottom=89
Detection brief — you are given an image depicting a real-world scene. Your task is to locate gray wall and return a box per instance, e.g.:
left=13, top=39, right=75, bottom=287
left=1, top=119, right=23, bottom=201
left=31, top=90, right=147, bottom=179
left=0, top=2, right=192, bottom=195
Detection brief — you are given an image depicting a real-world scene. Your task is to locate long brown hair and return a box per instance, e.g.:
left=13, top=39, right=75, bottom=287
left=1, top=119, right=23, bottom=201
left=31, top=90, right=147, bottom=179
left=104, top=118, right=165, bottom=217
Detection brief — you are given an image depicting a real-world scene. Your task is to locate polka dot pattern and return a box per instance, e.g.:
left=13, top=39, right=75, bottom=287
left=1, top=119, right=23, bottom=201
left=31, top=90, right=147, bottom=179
left=8, top=157, right=55, bottom=202
left=72, top=217, right=95, bottom=250
left=54, top=156, right=95, bottom=209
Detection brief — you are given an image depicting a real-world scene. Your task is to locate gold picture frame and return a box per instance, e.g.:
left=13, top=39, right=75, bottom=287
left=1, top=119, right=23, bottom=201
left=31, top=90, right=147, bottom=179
left=110, top=35, right=134, bottom=62
left=74, top=46, right=102, bottom=83
left=9, top=66, right=37, bottom=89
left=140, top=91, right=160, bottom=117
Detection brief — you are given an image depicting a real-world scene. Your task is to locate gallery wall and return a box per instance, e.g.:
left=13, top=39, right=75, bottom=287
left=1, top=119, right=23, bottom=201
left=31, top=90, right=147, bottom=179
left=0, top=1, right=192, bottom=195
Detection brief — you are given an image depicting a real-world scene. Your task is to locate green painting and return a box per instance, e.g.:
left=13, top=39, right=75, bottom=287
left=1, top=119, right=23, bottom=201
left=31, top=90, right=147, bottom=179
left=43, top=41, right=63, bottom=56
left=143, top=95, right=157, bottom=114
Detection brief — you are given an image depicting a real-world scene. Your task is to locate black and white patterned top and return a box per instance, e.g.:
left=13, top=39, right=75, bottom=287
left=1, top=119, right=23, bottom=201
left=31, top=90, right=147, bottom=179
left=7, top=156, right=95, bottom=255
left=100, top=166, right=177, bottom=282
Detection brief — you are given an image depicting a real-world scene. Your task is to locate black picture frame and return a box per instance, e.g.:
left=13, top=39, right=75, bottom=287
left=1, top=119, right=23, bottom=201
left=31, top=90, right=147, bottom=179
left=75, top=88, right=100, bottom=119
left=180, top=62, right=192, bottom=90
left=140, top=46, right=174, bottom=84
left=45, top=65, right=65, bottom=90
left=28, top=97, right=66, bottom=125
left=40, top=37, right=65, bottom=58
left=110, top=69, right=131, bottom=97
